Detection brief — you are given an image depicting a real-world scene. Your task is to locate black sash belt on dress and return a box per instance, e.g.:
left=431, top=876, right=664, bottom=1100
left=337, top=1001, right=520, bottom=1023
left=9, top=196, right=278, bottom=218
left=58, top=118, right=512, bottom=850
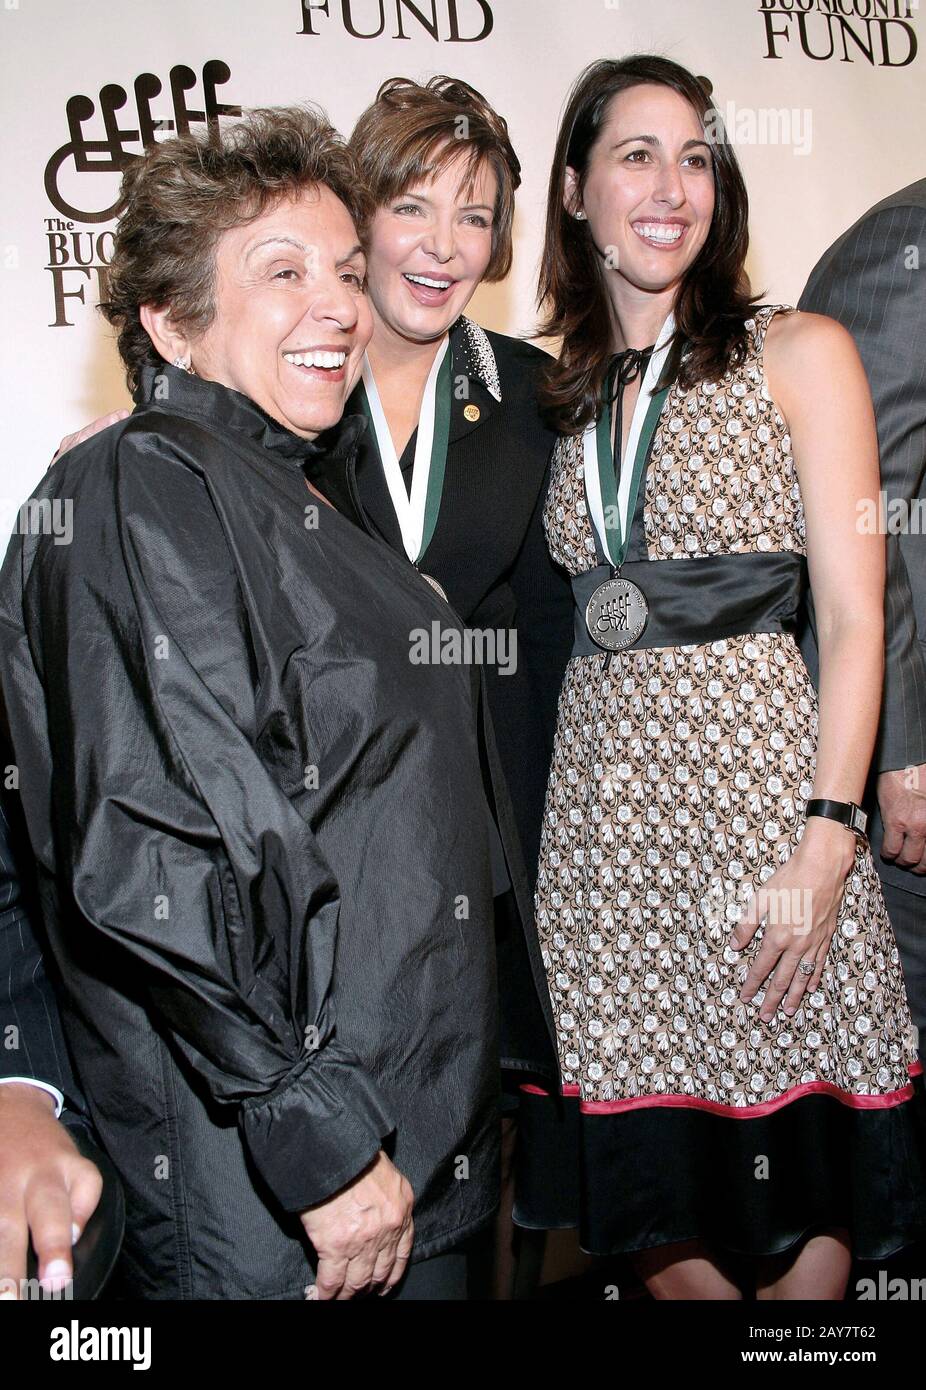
left=570, top=551, right=808, bottom=657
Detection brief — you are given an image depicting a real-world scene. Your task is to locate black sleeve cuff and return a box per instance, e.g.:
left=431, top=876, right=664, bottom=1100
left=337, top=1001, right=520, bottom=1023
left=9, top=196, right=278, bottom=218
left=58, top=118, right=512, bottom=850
left=240, top=1039, right=396, bottom=1212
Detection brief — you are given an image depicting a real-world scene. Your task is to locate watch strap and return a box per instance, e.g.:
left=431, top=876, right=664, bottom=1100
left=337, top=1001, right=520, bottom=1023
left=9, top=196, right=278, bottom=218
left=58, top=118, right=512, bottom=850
left=806, top=798, right=868, bottom=839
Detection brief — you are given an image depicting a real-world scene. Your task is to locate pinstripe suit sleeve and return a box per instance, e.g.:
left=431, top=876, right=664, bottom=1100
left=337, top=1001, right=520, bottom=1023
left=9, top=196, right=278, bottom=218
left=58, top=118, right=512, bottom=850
left=799, top=203, right=926, bottom=773
left=0, top=790, right=86, bottom=1112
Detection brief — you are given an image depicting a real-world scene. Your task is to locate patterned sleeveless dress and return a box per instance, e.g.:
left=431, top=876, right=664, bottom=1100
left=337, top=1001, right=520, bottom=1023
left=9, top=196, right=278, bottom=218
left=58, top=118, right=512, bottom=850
left=520, top=306, right=926, bottom=1260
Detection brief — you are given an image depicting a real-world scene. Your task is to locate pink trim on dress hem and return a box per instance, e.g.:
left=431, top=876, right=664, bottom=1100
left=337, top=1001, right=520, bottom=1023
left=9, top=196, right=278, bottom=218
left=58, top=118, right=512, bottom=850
left=521, top=1060, right=923, bottom=1116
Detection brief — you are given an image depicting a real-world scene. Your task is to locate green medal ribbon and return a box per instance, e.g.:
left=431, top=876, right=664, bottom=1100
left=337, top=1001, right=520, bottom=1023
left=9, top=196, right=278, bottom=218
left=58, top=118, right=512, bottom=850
left=358, top=340, right=453, bottom=565
left=592, top=381, right=670, bottom=570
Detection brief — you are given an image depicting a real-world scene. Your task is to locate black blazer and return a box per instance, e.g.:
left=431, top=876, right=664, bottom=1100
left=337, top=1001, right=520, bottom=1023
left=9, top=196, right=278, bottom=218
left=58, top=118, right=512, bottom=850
left=352, top=318, right=572, bottom=869
left=307, top=316, right=575, bottom=1077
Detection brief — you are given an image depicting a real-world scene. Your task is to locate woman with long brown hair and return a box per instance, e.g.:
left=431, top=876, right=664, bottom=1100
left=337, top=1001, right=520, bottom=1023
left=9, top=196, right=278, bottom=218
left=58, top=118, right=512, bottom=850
left=515, top=54, right=926, bottom=1298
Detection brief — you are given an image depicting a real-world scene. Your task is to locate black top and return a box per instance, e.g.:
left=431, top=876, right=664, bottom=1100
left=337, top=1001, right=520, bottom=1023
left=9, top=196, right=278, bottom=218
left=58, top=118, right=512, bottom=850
left=0, top=364, right=502, bottom=1296
left=318, top=315, right=574, bottom=890
left=310, top=316, right=575, bottom=1077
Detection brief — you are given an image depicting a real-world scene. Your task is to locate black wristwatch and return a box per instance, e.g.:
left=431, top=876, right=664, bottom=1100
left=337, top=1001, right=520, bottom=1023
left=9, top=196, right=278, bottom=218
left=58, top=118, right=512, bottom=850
left=806, top=798, right=868, bottom=843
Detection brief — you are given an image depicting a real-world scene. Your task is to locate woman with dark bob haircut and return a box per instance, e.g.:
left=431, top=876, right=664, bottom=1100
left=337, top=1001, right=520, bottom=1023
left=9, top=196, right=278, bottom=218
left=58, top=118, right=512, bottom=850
left=514, top=55, right=926, bottom=1297
left=0, top=105, right=506, bottom=1301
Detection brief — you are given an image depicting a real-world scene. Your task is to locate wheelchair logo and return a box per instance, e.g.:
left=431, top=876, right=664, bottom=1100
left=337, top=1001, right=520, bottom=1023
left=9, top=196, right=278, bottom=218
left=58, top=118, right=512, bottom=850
left=44, top=60, right=241, bottom=224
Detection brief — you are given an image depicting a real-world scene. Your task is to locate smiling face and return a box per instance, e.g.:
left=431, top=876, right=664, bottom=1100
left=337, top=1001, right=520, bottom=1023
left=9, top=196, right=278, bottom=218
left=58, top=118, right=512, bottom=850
left=364, top=151, right=497, bottom=344
left=567, top=83, right=716, bottom=301
left=184, top=186, right=372, bottom=438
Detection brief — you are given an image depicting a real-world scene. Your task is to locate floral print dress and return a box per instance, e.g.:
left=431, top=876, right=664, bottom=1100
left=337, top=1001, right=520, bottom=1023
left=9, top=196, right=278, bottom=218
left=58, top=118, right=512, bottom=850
left=520, top=306, right=926, bottom=1259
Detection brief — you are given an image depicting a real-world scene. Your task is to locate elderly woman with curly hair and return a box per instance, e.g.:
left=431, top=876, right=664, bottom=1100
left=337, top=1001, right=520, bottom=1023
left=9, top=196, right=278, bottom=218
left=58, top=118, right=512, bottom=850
left=0, top=107, right=503, bottom=1301
left=18, top=75, right=578, bottom=1302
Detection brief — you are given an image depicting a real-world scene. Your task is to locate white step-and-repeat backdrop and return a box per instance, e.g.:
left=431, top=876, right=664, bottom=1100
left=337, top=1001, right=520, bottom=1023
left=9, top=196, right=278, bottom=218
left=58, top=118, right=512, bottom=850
left=1, top=0, right=922, bottom=502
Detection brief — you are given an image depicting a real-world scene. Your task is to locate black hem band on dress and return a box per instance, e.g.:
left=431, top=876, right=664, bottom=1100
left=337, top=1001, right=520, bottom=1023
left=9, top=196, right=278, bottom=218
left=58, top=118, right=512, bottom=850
left=512, top=1071, right=926, bottom=1262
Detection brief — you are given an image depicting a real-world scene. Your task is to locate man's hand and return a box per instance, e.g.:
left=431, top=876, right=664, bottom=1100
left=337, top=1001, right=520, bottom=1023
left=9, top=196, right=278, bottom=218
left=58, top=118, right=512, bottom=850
left=299, top=1150, right=414, bottom=1300
left=878, top=767, right=926, bottom=874
left=52, top=410, right=129, bottom=464
left=0, top=1083, right=103, bottom=1299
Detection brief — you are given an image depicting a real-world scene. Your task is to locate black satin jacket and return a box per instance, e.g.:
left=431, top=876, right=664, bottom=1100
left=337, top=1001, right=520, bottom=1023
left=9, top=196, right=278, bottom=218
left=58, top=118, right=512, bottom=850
left=0, top=364, right=502, bottom=1298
